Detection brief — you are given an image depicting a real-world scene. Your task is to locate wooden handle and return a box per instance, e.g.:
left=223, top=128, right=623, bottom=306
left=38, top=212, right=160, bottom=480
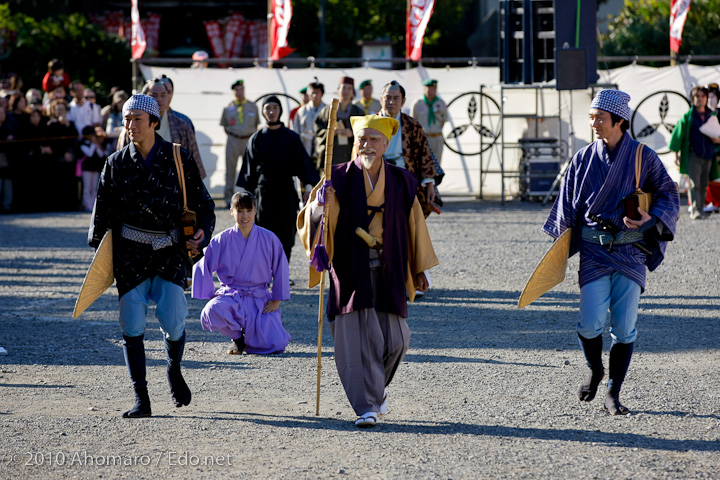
left=355, top=227, right=377, bottom=248
left=323, top=99, right=340, bottom=181
left=316, top=98, right=340, bottom=417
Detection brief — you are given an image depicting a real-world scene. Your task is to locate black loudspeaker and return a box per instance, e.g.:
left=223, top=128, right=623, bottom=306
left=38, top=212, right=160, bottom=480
left=554, top=0, right=598, bottom=85
left=555, top=48, right=588, bottom=90
left=500, top=0, right=597, bottom=86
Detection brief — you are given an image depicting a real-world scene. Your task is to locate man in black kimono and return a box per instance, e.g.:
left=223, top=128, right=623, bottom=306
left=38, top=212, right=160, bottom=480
left=89, top=94, right=215, bottom=418
left=237, top=95, right=319, bottom=262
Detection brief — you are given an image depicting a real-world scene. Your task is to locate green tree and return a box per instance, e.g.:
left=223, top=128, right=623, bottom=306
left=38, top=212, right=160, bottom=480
left=601, top=0, right=720, bottom=62
left=288, top=0, right=476, bottom=62
left=0, top=4, right=131, bottom=99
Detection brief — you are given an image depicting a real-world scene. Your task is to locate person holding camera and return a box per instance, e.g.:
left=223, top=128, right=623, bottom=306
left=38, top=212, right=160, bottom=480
left=88, top=94, right=215, bottom=418
left=543, top=89, right=679, bottom=415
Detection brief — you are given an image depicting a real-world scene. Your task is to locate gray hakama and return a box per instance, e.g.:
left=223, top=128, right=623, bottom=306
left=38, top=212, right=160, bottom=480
left=330, top=264, right=410, bottom=416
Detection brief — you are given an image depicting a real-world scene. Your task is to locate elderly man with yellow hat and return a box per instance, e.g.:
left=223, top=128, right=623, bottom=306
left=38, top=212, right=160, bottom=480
left=298, top=115, right=439, bottom=428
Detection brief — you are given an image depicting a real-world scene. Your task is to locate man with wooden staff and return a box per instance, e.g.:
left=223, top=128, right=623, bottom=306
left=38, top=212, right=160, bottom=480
left=297, top=115, right=438, bottom=428
left=543, top=89, right=678, bottom=415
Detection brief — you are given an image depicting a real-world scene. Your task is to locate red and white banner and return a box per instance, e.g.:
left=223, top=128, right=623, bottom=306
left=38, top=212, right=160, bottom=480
left=144, top=14, right=161, bottom=53
left=406, top=0, right=435, bottom=61
left=204, top=20, right=226, bottom=59
left=670, top=0, right=692, bottom=53
left=270, top=0, right=296, bottom=61
left=130, top=0, right=146, bottom=59
left=224, top=15, right=243, bottom=58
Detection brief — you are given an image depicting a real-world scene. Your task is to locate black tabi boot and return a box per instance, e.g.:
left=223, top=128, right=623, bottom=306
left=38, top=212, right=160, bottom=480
left=121, top=334, right=152, bottom=418
left=577, top=333, right=605, bottom=402
left=165, top=331, right=191, bottom=408
left=605, top=342, right=634, bottom=415
left=228, top=334, right=246, bottom=355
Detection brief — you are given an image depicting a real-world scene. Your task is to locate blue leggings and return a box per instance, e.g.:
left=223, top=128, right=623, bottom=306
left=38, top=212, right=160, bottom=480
left=577, top=272, right=640, bottom=344
left=118, top=276, right=187, bottom=341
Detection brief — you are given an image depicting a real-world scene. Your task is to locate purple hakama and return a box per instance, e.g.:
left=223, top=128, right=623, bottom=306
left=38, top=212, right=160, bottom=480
left=192, top=225, right=291, bottom=354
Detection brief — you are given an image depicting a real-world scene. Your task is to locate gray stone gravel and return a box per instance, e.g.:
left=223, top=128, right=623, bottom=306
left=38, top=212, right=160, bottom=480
left=0, top=200, right=718, bottom=479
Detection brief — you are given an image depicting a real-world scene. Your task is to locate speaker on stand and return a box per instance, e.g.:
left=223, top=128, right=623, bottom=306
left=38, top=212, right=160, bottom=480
left=543, top=47, right=589, bottom=204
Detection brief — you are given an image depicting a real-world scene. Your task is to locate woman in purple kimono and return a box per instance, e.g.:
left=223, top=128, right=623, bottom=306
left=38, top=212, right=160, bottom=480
left=192, top=192, right=291, bottom=354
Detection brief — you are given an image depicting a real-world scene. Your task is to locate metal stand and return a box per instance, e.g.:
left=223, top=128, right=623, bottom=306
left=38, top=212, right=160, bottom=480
left=543, top=89, right=574, bottom=205
left=499, top=84, right=562, bottom=204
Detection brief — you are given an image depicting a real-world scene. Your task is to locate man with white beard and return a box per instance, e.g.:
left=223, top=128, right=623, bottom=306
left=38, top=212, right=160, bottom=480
left=297, top=115, right=438, bottom=428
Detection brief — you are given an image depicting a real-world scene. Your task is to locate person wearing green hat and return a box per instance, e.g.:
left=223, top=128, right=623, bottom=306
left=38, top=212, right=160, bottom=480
left=412, top=78, right=448, bottom=165
left=221, top=80, right=260, bottom=208
left=353, top=80, right=381, bottom=115
left=289, top=85, right=310, bottom=131
left=293, top=80, right=326, bottom=160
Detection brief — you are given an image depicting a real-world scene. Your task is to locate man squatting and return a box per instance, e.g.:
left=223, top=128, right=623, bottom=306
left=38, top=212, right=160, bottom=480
left=544, top=89, right=679, bottom=415
left=298, top=115, right=439, bottom=427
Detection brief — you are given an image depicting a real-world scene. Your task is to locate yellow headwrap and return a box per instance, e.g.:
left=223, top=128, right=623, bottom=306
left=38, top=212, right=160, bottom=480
left=350, top=115, right=399, bottom=141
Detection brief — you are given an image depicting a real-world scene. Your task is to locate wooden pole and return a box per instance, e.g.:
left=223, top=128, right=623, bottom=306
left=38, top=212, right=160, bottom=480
left=315, top=98, right=339, bottom=416
left=267, top=0, right=273, bottom=67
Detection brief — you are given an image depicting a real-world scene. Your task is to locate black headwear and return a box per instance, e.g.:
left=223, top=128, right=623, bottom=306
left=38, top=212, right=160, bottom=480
left=262, top=95, right=283, bottom=126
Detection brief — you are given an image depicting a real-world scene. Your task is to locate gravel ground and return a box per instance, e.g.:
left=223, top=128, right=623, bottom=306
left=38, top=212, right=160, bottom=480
left=0, top=200, right=718, bottom=479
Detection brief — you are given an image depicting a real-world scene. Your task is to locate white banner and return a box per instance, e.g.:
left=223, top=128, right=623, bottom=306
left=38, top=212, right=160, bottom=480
left=139, top=63, right=720, bottom=198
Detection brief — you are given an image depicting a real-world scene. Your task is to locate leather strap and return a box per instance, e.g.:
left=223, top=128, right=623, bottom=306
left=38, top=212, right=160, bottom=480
left=634, top=143, right=645, bottom=192
left=171, top=143, right=188, bottom=212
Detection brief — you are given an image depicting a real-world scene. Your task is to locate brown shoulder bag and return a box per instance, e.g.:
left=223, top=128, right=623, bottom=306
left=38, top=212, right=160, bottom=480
left=171, top=143, right=199, bottom=260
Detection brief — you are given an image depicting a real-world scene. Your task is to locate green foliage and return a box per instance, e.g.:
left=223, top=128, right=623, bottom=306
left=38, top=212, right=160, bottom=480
left=288, top=0, right=476, bottom=61
left=0, top=4, right=131, bottom=99
left=601, top=0, right=720, bottom=62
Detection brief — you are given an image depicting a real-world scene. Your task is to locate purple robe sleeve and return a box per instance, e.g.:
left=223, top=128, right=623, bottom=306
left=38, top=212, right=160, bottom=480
left=269, top=234, right=290, bottom=302
left=192, top=238, right=219, bottom=299
left=543, top=147, right=585, bottom=257
left=642, top=148, right=679, bottom=271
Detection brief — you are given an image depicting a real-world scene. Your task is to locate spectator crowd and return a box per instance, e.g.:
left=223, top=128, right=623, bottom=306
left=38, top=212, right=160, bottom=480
left=0, top=59, right=128, bottom=213
left=1, top=58, right=719, bottom=221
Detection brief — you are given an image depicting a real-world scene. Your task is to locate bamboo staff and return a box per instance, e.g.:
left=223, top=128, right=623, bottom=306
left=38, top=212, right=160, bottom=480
left=315, top=98, right=339, bottom=416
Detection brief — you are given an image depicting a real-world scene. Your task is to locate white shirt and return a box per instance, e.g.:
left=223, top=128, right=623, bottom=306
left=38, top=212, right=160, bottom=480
left=158, top=111, right=171, bottom=142
left=384, top=111, right=404, bottom=167
left=67, top=100, right=102, bottom=136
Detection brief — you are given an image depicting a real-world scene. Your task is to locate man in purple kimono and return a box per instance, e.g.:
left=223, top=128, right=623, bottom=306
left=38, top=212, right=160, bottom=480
left=544, top=90, right=679, bottom=415
left=192, top=192, right=291, bottom=355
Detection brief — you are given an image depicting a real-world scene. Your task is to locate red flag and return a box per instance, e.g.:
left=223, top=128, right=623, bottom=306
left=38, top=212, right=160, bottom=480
left=130, top=0, right=146, bottom=59
left=406, top=0, right=436, bottom=61
left=270, top=0, right=296, bottom=61
left=670, top=0, right=692, bottom=53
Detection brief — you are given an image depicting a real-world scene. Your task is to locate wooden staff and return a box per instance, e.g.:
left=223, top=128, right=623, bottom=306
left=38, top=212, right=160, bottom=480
left=316, top=98, right=339, bottom=416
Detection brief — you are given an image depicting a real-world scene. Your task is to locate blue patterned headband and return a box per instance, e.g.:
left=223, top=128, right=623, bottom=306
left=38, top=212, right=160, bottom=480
left=590, top=89, right=631, bottom=121
left=122, top=94, right=160, bottom=119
